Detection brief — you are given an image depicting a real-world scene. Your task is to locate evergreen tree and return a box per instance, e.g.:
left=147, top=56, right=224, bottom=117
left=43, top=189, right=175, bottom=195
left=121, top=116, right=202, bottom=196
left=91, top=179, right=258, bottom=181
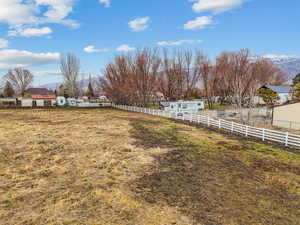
left=293, top=73, right=300, bottom=85
left=3, top=81, right=15, bottom=97
left=293, top=83, right=300, bottom=102
left=87, top=75, right=95, bottom=98
left=258, top=87, right=279, bottom=106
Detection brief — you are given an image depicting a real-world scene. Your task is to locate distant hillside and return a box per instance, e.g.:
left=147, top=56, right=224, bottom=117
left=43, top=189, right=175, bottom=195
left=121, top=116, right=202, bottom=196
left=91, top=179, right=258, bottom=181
left=38, top=79, right=91, bottom=90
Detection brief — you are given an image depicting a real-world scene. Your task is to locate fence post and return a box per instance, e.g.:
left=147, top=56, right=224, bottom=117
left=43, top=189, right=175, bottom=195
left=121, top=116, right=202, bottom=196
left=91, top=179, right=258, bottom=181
left=231, top=121, right=234, bottom=132
left=219, top=119, right=221, bottom=129
left=262, top=128, right=265, bottom=141
left=285, top=132, right=289, bottom=146
left=207, top=117, right=210, bottom=127
left=245, top=125, right=248, bottom=137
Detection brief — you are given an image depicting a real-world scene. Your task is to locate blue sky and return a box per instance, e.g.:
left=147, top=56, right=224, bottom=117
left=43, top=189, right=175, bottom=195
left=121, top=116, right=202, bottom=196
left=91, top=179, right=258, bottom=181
left=0, top=0, right=299, bottom=86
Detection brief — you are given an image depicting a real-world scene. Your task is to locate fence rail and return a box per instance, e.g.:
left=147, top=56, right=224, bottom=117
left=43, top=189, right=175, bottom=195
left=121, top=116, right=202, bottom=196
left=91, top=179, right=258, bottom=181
left=113, top=104, right=300, bottom=148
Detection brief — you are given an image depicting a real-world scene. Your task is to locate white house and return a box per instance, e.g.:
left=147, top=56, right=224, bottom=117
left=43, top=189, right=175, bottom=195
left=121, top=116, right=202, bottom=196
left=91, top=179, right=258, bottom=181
left=255, top=85, right=293, bottom=105
left=21, top=88, right=56, bottom=107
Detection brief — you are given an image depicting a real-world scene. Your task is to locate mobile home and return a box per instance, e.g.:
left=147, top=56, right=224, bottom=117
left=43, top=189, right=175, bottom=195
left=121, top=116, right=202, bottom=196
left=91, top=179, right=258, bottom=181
left=160, top=100, right=205, bottom=115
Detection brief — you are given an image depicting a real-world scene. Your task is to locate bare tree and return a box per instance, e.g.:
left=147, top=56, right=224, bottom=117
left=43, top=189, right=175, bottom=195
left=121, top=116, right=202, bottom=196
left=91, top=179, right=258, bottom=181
left=3, top=81, right=15, bottom=97
left=214, top=50, right=288, bottom=108
left=182, top=50, right=202, bottom=99
left=158, top=49, right=184, bottom=101
left=100, top=55, right=133, bottom=105
left=60, top=53, right=80, bottom=97
left=158, top=49, right=201, bottom=101
left=130, top=48, right=161, bottom=106
left=4, top=68, right=33, bottom=96
left=101, top=49, right=161, bottom=106
left=101, top=48, right=287, bottom=108
left=197, top=52, right=216, bottom=109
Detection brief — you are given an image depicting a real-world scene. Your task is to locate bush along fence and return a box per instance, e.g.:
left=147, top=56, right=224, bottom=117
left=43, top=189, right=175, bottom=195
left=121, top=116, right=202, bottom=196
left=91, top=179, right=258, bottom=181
left=113, top=104, right=300, bottom=148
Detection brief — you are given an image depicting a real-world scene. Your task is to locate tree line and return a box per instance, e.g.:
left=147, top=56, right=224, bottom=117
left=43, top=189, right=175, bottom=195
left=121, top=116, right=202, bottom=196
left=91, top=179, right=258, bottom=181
left=100, top=48, right=288, bottom=108
left=1, top=49, right=300, bottom=107
left=0, top=53, right=97, bottom=99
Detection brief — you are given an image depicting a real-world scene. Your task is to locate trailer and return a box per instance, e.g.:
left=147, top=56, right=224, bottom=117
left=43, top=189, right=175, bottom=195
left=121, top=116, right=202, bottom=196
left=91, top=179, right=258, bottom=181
left=160, top=100, right=205, bottom=116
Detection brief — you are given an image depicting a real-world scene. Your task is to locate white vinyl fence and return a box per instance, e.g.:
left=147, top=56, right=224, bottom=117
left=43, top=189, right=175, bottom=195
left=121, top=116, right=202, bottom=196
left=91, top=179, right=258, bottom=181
left=113, top=104, right=300, bottom=148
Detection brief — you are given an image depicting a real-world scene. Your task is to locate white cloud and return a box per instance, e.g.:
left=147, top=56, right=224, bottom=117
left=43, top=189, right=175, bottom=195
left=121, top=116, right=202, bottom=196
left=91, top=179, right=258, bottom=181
left=128, top=17, right=150, bottom=32
left=190, top=0, right=248, bottom=14
left=0, top=49, right=59, bottom=70
left=99, top=0, right=111, bottom=8
left=0, top=0, right=37, bottom=25
left=158, top=40, right=203, bottom=46
left=84, top=45, right=109, bottom=53
left=183, top=16, right=213, bottom=30
left=0, top=39, right=9, bottom=48
left=33, top=70, right=62, bottom=77
left=116, top=44, right=136, bottom=52
left=8, top=27, right=52, bottom=37
left=0, top=0, right=79, bottom=30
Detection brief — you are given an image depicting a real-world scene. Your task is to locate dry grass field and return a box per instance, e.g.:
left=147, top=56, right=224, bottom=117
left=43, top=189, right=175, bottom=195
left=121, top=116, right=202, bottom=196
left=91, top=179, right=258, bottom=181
left=0, top=108, right=300, bottom=225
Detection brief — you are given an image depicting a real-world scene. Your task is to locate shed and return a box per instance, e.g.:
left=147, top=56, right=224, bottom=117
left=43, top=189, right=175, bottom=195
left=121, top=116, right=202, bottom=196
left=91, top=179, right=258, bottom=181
left=272, top=102, right=300, bottom=129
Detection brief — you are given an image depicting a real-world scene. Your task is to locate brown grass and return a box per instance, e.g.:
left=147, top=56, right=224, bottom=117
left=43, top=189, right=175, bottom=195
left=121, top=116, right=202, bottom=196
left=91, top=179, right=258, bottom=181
left=0, top=108, right=299, bottom=225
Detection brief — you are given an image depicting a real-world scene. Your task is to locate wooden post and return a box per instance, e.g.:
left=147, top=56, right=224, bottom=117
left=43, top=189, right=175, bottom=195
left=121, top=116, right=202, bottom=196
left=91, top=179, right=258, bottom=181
left=285, top=132, right=289, bottom=146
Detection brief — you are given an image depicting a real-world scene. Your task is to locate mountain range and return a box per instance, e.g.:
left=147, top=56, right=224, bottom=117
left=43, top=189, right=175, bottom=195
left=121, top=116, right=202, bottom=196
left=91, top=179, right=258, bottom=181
left=39, top=79, right=92, bottom=90
left=265, top=56, right=300, bottom=81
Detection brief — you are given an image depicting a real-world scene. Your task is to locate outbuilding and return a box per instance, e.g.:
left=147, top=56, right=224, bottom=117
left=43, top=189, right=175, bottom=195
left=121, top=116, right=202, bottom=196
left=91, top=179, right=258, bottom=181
left=21, top=88, right=56, bottom=107
left=272, top=102, right=300, bottom=129
left=0, top=98, right=17, bottom=107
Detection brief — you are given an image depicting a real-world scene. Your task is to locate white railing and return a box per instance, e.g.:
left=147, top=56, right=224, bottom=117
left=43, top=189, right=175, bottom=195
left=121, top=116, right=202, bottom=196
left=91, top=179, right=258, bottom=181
left=113, top=104, right=300, bottom=148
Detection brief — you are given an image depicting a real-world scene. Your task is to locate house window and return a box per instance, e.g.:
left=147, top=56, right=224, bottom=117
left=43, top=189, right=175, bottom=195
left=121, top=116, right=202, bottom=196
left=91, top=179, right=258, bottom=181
left=32, top=100, right=37, bottom=107
left=182, top=104, right=188, bottom=109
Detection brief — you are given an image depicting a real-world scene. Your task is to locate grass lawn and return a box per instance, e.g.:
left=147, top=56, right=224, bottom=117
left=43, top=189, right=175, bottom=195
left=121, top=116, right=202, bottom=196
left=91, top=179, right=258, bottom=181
left=0, top=109, right=299, bottom=225
left=205, top=103, right=236, bottom=110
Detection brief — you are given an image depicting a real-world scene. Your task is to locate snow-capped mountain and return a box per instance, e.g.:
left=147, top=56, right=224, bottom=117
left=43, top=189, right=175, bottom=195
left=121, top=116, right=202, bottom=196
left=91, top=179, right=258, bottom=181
left=264, top=55, right=300, bottom=80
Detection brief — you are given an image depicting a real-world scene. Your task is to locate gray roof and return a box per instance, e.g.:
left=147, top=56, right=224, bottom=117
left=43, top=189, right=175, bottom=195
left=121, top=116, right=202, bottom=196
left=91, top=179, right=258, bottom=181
left=25, top=88, right=55, bottom=95
left=265, top=85, right=292, bottom=93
